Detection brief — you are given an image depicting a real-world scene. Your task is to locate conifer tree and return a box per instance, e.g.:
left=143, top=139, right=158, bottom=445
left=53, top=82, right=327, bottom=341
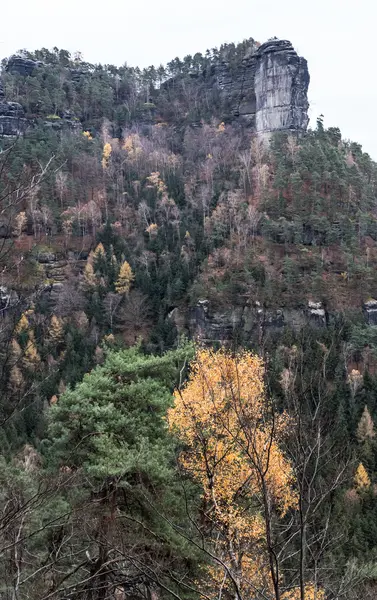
left=23, top=332, right=40, bottom=369
left=8, top=365, right=24, bottom=392
left=357, top=406, right=375, bottom=443
left=48, top=315, right=64, bottom=344
left=115, top=260, right=134, bottom=294
left=354, top=462, right=370, bottom=490
left=9, top=339, right=22, bottom=366
left=83, top=262, right=96, bottom=288
left=15, top=314, right=29, bottom=335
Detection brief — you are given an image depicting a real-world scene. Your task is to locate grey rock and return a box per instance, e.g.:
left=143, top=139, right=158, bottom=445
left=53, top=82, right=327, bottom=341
left=6, top=56, right=42, bottom=76
left=160, top=37, right=309, bottom=135
left=363, top=300, right=377, bottom=325
left=0, top=286, right=19, bottom=312
left=36, top=251, right=56, bottom=263
left=254, top=40, right=309, bottom=133
left=307, top=301, right=326, bottom=326
left=0, top=100, right=27, bottom=136
left=188, top=297, right=327, bottom=344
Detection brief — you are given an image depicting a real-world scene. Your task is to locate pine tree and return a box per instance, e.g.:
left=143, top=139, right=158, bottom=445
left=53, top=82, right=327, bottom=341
left=115, top=260, right=134, bottom=294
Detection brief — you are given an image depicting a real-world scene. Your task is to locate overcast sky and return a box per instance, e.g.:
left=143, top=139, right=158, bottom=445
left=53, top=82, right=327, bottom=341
left=2, top=0, right=376, bottom=156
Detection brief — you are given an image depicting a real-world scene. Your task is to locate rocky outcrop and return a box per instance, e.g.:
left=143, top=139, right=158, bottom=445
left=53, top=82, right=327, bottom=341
left=254, top=40, right=309, bottom=133
left=215, top=38, right=310, bottom=133
left=0, top=81, right=27, bottom=136
left=5, top=56, right=42, bottom=76
left=214, top=42, right=259, bottom=122
left=161, top=38, right=309, bottom=134
left=363, top=300, right=377, bottom=325
left=180, top=299, right=327, bottom=344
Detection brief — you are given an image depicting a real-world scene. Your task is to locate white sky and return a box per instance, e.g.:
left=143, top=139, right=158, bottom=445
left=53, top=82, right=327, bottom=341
left=2, top=0, right=376, bottom=157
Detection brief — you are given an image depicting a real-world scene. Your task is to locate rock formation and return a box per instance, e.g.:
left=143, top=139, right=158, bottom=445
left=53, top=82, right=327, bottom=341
left=214, top=38, right=309, bottom=134
left=254, top=40, right=309, bottom=134
left=5, top=56, right=42, bottom=76
left=0, top=80, right=27, bottom=136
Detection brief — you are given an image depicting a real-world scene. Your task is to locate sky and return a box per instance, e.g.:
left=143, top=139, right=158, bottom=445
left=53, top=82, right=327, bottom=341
left=2, top=0, right=376, bottom=157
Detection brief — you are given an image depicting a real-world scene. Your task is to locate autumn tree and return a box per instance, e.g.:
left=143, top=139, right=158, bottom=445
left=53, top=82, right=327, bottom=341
left=357, top=406, right=375, bottom=443
left=48, top=314, right=64, bottom=344
left=168, top=348, right=319, bottom=600
left=115, top=260, right=134, bottom=294
left=354, top=462, right=371, bottom=491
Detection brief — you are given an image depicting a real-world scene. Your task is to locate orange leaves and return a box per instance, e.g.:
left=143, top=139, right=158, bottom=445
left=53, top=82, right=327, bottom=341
left=168, top=348, right=298, bottom=598
left=168, top=348, right=296, bottom=520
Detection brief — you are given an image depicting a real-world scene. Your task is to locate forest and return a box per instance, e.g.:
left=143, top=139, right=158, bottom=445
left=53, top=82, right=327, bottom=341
left=0, top=43, right=377, bottom=599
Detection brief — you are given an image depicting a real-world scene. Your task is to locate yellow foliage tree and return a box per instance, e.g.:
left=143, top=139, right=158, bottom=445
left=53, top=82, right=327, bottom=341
left=10, top=338, right=22, bottom=366
left=102, top=142, right=112, bottom=169
left=8, top=365, right=24, bottom=392
left=49, top=315, right=64, bottom=344
left=168, top=348, right=300, bottom=600
left=115, top=260, right=134, bottom=295
left=83, top=262, right=97, bottom=288
left=357, top=405, right=375, bottom=443
left=23, top=333, right=40, bottom=369
left=15, top=313, right=29, bottom=335
left=93, top=242, right=105, bottom=259
left=354, top=462, right=370, bottom=491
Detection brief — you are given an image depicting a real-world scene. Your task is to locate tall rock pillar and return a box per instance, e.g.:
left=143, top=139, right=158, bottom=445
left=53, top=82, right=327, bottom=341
left=254, top=39, right=310, bottom=134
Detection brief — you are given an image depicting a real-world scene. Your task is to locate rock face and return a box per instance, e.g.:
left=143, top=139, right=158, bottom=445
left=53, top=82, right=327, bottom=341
left=363, top=300, right=377, bottom=325
left=0, top=81, right=27, bottom=136
left=254, top=40, right=310, bottom=134
left=5, top=56, right=42, bottom=76
left=214, top=38, right=309, bottom=134
left=161, top=37, right=309, bottom=135
left=183, top=299, right=327, bottom=345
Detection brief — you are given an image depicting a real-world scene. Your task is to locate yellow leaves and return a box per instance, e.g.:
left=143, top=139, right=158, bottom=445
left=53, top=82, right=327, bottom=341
left=48, top=315, right=64, bottom=343
left=8, top=366, right=24, bottom=391
left=146, top=171, right=167, bottom=195
left=115, top=260, right=134, bottom=295
left=23, top=335, right=40, bottom=369
left=10, top=339, right=22, bottom=365
left=15, top=313, right=29, bottom=335
left=123, top=133, right=142, bottom=157
left=102, top=142, right=112, bottom=169
left=354, top=462, right=370, bottom=491
left=93, top=242, right=105, bottom=259
left=83, top=130, right=93, bottom=140
left=357, top=405, right=375, bottom=442
left=168, top=348, right=297, bottom=527
left=83, top=262, right=96, bottom=288
left=282, top=585, right=325, bottom=600
left=145, top=223, right=158, bottom=236
left=103, top=333, right=115, bottom=345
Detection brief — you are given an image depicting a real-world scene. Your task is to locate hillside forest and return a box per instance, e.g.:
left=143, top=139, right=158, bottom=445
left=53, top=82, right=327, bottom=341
left=0, top=43, right=377, bottom=599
